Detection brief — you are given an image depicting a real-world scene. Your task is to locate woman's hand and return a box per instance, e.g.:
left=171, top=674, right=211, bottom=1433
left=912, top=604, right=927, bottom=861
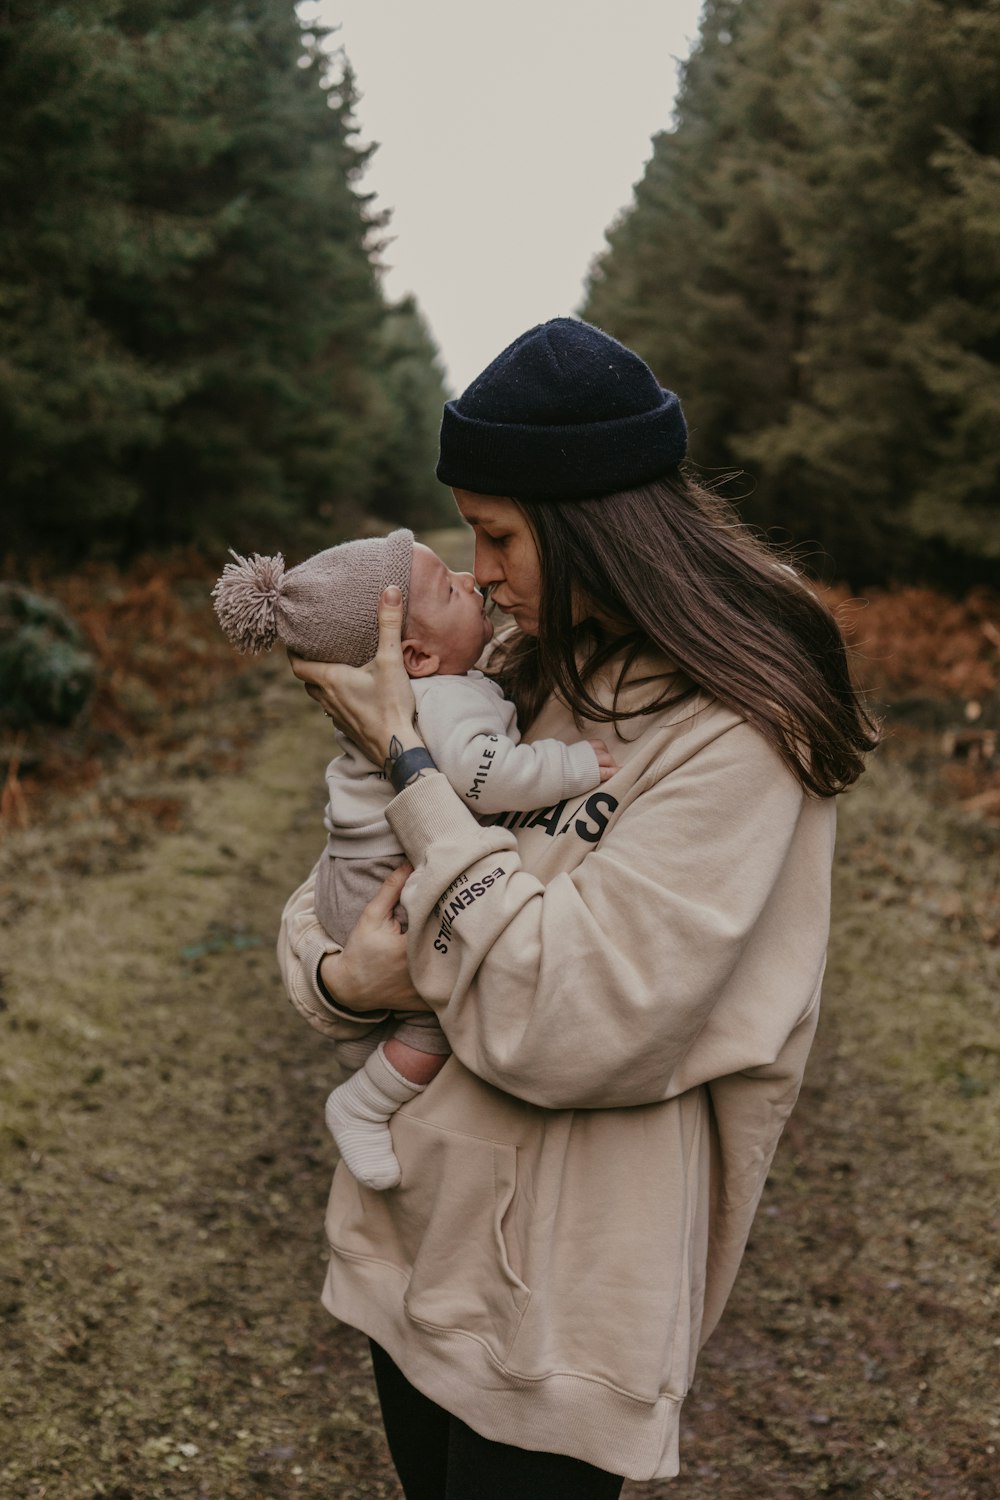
left=319, top=863, right=431, bottom=1013
left=289, top=586, right=422, bottom=768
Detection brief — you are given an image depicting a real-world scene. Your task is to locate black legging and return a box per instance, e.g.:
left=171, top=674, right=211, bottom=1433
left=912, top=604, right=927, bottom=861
left=369, top=1341, right=626, bottom=1500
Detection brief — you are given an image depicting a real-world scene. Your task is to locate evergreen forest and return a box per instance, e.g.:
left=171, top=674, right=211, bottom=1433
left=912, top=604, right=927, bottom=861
left=0, top=0, right=453, bottom=561
left=2, top=0, right=998, bottom=584
left=584, top=0, right=1000, bottom=587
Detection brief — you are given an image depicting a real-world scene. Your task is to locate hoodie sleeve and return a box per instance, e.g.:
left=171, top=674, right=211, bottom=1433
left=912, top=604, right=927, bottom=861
left=418, top=679, right=601, bottom=814
left=276, top=860, right=391, bottom=1040
left=387, top=722, right=835, bottom=1110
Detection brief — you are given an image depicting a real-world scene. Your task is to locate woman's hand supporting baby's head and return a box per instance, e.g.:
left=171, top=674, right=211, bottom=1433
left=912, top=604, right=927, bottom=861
left=289, top=586, right=424, bottom=769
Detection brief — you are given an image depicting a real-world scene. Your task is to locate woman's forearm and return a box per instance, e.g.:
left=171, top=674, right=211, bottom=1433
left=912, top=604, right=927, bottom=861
left=386, top=740, right=438, bottom=792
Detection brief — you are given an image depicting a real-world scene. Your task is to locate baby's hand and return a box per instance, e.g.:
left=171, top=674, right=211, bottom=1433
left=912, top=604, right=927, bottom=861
left=588, top=738, right=618, bottom=783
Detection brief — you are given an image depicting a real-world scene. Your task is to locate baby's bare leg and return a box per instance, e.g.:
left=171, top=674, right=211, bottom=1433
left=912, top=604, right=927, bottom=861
left=384, top=1036, right=449, bottom=1086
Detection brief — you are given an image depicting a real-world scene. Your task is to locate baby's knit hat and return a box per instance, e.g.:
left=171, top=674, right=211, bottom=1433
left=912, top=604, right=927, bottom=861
left=437, top=317, right=687, bottom=501
left=212, top=528, right=413, bottom=664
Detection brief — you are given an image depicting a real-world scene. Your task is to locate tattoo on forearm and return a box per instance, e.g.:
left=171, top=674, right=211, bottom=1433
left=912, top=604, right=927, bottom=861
left=387, top=744, right=439, bottom=794
left=401, top=767, right=430, bottom=789
left=382, top=734, right=405, bottom=782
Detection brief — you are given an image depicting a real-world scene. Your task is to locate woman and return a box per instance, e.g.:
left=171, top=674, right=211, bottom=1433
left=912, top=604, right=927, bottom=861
left=278, top=318, right=877, bottom=1497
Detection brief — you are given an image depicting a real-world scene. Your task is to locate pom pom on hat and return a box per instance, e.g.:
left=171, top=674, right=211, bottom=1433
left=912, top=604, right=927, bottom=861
left=212, top=550, right=286, bottom=654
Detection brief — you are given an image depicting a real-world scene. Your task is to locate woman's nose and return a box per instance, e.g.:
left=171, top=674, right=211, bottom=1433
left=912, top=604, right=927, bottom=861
left=473, top=543, right=502, bottom=588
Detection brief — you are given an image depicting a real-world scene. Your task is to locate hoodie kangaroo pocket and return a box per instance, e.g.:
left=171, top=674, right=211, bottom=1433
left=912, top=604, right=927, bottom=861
left=327, top=1114, right=531, bottom=1360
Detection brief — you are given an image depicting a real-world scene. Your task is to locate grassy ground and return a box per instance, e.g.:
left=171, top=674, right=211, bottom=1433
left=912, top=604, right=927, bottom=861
left=1, top=609, right=998, bottom=1497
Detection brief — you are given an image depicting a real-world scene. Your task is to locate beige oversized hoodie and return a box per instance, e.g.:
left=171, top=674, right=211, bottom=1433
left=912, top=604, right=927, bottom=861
left=277, top=649, right=836, bottom=1482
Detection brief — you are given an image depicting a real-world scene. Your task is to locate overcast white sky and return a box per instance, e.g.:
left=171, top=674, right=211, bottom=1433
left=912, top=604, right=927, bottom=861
left=298, top=0, right=705, bottom=393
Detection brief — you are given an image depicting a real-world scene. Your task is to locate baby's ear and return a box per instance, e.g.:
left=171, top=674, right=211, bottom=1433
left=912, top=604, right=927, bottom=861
left=402, top=638, right=439, bottom=678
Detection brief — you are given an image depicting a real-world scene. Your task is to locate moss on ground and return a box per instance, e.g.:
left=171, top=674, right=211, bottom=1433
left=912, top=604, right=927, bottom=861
left=1, top=633, right=998, bottom=1498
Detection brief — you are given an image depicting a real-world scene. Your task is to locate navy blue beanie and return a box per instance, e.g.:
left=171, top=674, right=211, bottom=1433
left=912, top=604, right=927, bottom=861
left=436, top=317, right=687, bottom=502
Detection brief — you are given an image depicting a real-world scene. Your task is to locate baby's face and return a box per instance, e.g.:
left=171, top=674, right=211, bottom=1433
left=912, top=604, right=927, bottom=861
left=404, top=543, right=494, bottom=677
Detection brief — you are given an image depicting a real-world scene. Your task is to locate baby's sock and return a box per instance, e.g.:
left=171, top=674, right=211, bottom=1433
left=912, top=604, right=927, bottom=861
left=325, top=1042, right=424, bottom=1191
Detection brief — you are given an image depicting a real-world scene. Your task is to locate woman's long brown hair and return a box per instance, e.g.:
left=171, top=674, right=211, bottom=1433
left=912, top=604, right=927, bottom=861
left=487, top=472, right=879, bottom=797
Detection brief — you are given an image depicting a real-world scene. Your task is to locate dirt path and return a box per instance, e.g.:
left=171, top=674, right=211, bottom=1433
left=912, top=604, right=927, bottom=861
left=2, top=673, right=998, bottom=1499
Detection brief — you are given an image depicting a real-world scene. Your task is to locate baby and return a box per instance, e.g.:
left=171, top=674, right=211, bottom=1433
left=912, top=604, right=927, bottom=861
left=213, top=528, right=614, bottom=1190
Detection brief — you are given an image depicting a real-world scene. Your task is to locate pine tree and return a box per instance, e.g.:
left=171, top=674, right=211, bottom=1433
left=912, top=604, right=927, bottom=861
left=584, top=0, right=1000, bottom=585
left=0, top=0, right=194, bottom=549
left=742, top=0, right=1000, bottom=577
left=904, top=124, right=1000, bottom=558
left=367, top=296, right=455, bottom=531
left=0, top=1, right=449, bottom=559
left=586, top=0, right=820, bottom=533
